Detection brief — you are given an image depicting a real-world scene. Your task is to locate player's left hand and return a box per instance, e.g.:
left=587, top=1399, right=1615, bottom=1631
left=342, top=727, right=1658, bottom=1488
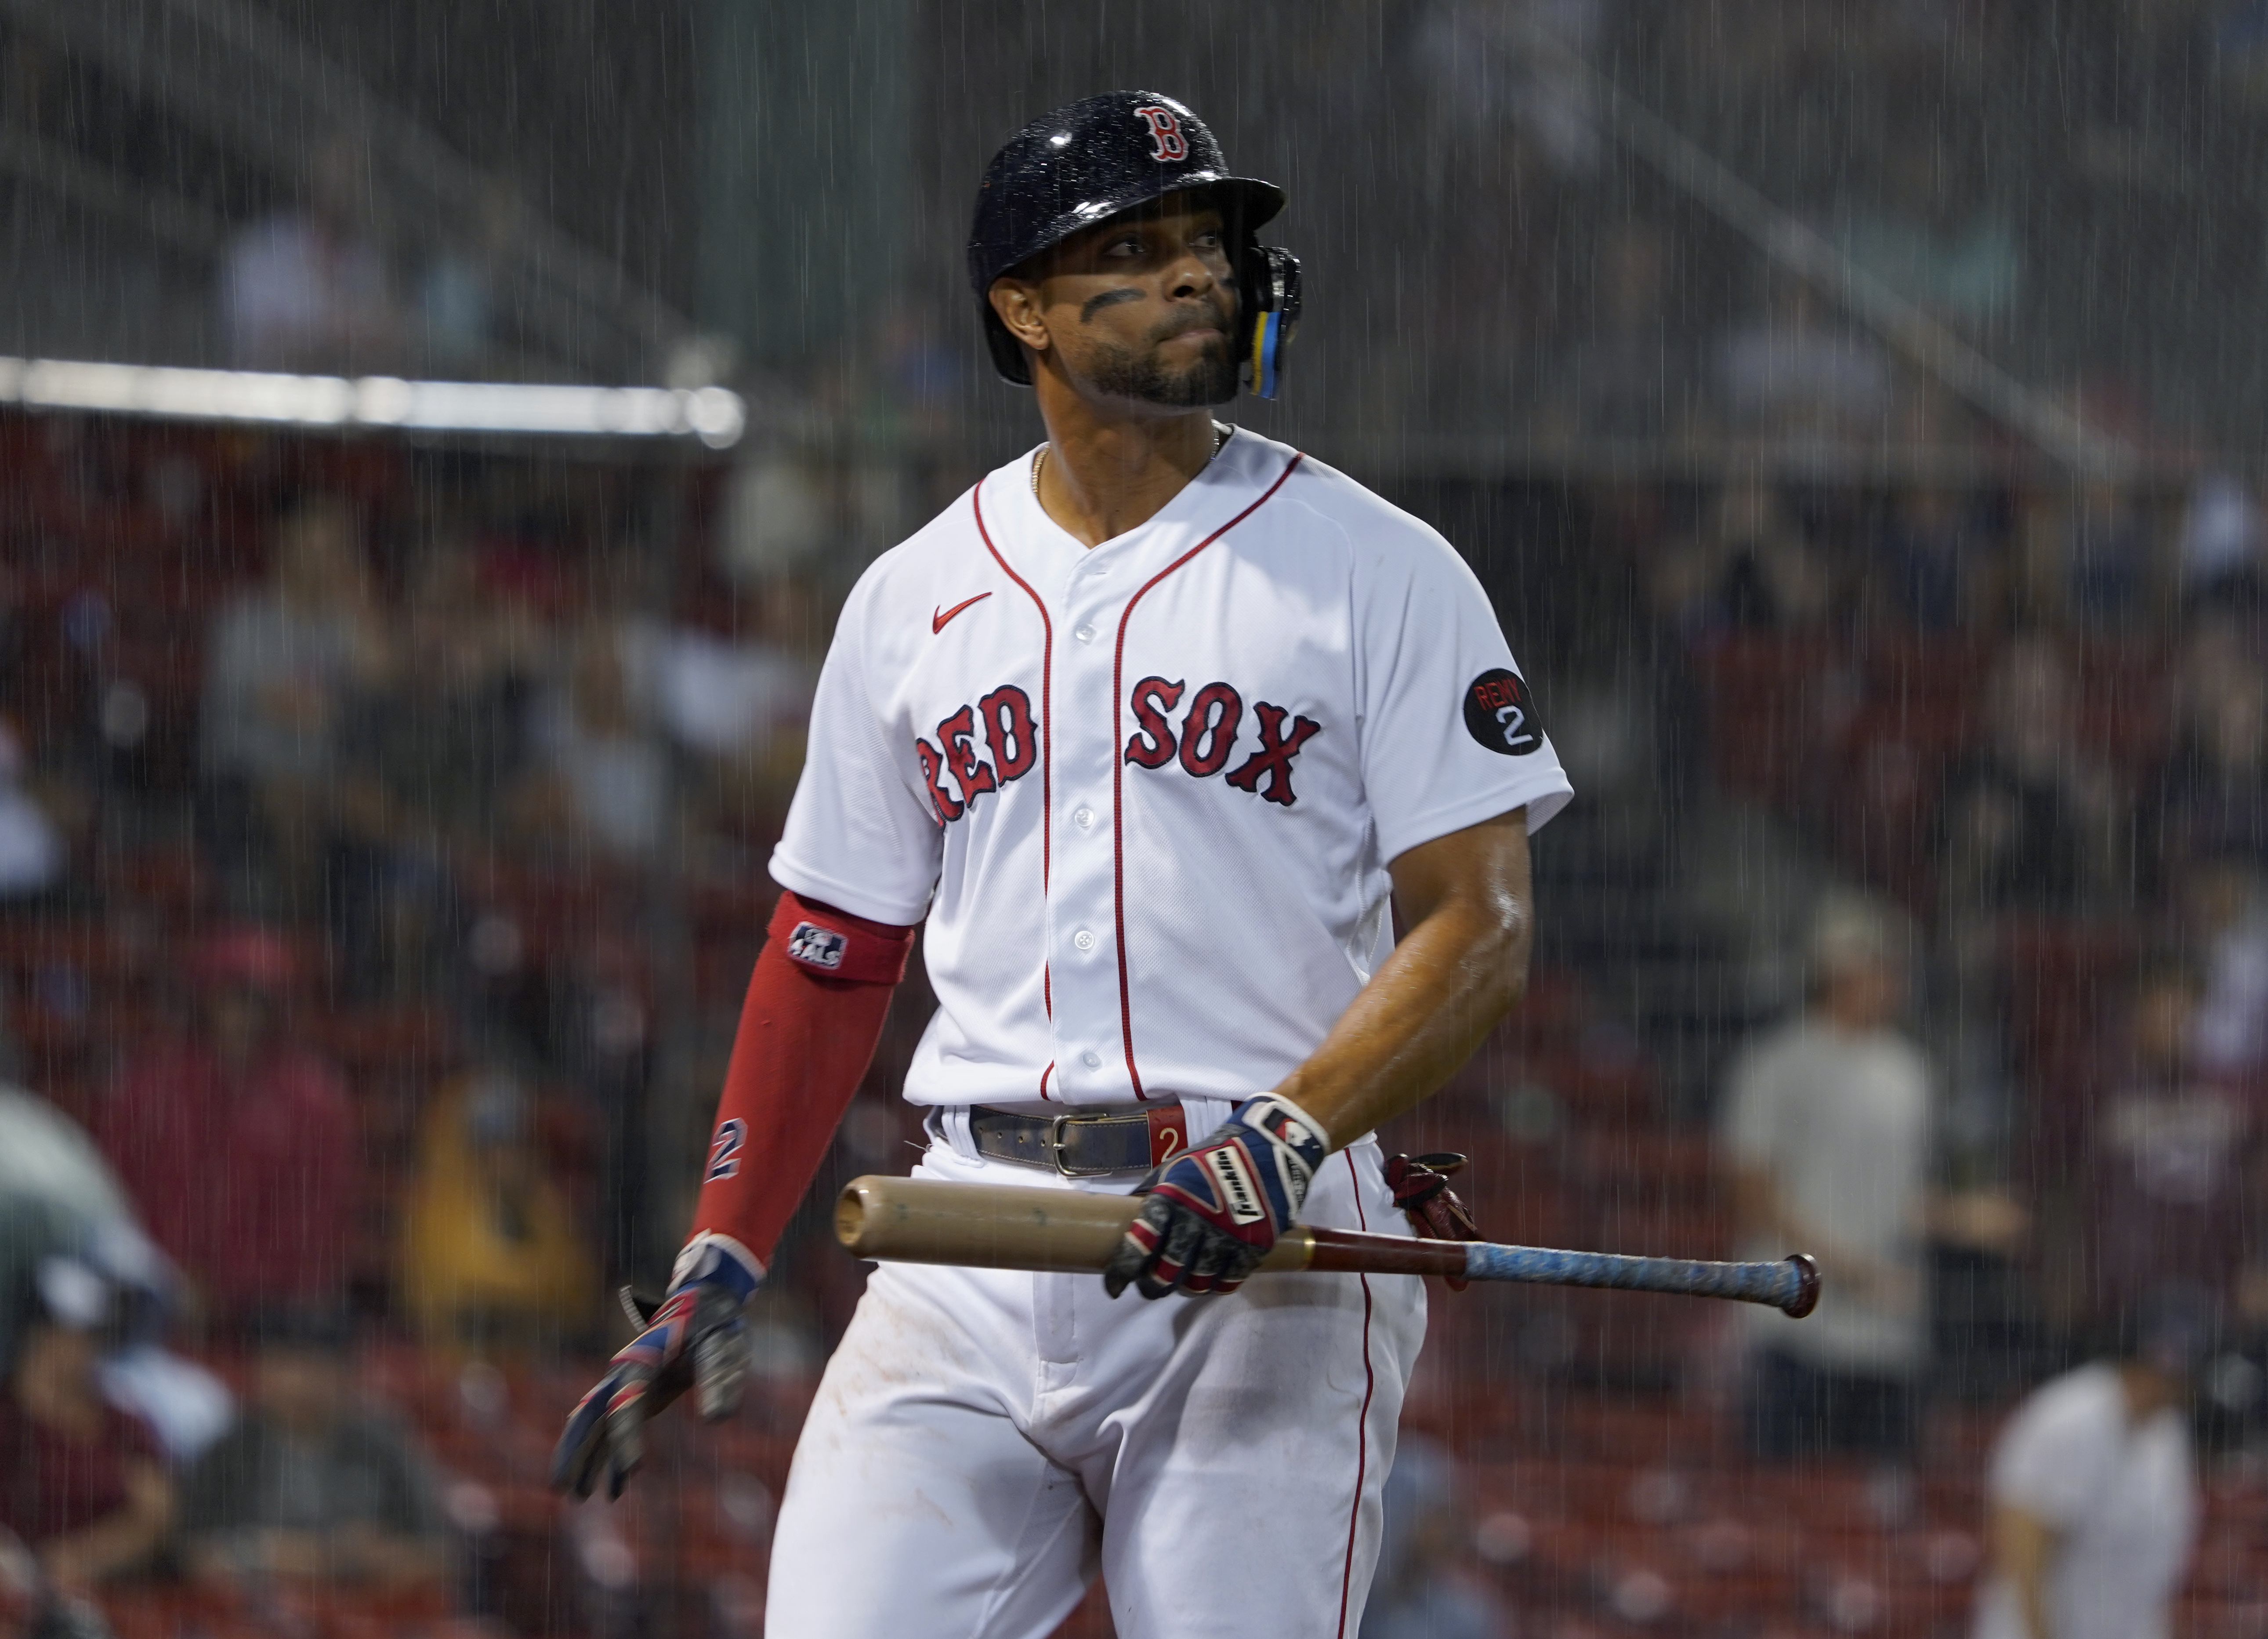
left=1104, top=1094, right=1330, bottom=1300
left=551, top=1234, right=761, bottom=1500
left=1384, top=1151, right=1483, bottom=1291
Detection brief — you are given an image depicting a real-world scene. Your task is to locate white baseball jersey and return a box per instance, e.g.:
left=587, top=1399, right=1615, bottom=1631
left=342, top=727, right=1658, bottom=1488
left=769, top=426, right=1573, bottom=1111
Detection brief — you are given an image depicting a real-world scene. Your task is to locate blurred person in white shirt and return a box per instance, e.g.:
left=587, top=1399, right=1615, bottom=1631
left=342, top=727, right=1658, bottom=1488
left=1974, top=1302, right=2203, bottom=1639
left=221, top=135, right=401, bottom=373
left=1721, top=890, right=2024, bottom=1461
left=1722, top=892, right=1931, bottom=1459
left=199, top=497, right=385, bottom=917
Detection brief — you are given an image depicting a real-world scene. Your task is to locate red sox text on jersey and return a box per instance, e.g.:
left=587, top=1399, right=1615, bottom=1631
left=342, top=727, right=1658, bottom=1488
left=914, top=678, right=1321, bottom=823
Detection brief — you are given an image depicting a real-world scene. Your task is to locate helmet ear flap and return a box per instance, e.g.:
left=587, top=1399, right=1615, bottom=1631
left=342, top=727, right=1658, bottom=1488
left=1240, top=244, right=1302, bottom=399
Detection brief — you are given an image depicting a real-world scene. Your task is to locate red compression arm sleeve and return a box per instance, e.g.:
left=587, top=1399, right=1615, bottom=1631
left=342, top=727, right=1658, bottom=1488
left=688, top=891, right=917, bottom=1270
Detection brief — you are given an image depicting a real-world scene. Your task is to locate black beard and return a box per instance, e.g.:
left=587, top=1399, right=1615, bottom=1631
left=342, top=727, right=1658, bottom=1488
left=1080, top=329, right=1240, bottom=407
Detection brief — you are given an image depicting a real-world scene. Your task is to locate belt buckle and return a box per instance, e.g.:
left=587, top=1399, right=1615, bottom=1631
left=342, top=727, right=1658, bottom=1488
left=1043, top=1112, right=1122, bottom=1178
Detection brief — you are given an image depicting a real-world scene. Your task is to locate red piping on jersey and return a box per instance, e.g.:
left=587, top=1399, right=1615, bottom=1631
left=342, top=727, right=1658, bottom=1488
left=1108, top=451, right=1304, bottom=1099
left=972, top=480, right=1058, bottom=1098
left=1336, top=1150, right=1378, bottom=1639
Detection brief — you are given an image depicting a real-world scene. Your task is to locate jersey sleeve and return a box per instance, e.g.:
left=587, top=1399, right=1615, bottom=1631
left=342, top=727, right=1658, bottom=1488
left=768, top=573, right=944, bottom=925
left=1352, top=522, right=1573, bottom=865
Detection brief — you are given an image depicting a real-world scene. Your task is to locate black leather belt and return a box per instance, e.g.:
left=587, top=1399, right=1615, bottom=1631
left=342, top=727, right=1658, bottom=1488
left=967, top=1103, right=1190, bottom=1177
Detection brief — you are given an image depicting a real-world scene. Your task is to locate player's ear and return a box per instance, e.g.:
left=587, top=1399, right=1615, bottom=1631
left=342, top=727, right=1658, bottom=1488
left=989, top=277, right=1051, bottom=359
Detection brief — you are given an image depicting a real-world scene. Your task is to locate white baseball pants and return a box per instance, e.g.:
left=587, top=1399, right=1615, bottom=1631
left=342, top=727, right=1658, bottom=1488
left=764, top=1134, right=1426, bottom=1638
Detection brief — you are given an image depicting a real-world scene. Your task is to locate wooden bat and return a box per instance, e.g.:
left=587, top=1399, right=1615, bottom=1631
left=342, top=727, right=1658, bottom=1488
left=835, top=1175, right=1820, bottom=1317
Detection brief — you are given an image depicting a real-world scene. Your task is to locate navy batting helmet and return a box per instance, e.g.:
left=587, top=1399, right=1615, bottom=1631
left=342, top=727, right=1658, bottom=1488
left=967, top=91, right=1302, bottom=398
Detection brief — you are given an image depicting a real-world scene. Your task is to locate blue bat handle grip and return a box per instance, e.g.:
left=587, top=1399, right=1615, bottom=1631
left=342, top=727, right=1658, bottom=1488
left=1463, top=1244, right=1820, bottom=1317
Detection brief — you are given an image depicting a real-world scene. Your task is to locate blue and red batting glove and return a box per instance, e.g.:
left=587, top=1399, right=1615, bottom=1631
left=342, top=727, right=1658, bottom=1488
left=551, top=1233, right=762, bottom=1501
left=1104, top=1093, right=1331, bottom=1300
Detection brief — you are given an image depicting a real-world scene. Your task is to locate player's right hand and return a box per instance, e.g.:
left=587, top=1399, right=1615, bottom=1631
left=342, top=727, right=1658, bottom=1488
left=1103, top=1093, right=1330, bottom=1300
left=551, top=1233, right=762, bottom=1501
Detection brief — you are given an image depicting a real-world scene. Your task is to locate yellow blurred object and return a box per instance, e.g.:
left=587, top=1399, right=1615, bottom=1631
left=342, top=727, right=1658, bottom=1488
left=399, top=1073, right=593, bottom=1346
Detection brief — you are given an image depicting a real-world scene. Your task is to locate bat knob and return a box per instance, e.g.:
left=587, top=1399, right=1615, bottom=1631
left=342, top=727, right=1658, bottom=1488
left=1781, top=1253, right=1821, bottom=1319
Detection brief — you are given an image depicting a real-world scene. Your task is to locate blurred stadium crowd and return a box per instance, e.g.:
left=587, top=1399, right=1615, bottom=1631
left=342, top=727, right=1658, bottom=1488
left=10, top=2, right=2268, bottom=1639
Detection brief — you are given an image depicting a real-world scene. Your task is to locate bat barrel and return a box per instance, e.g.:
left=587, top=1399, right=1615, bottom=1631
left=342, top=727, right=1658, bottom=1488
left=837, top=1175, right=1143, bottom=1271
left=1461, top=1241, right=1821, bottom=1317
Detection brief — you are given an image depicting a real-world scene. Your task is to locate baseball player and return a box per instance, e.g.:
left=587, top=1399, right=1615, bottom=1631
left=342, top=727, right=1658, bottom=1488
left=554, top=90, right=1573, bottom=1637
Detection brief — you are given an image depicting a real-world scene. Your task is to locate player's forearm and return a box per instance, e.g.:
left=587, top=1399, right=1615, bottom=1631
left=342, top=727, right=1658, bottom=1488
left=1735, top=1169, right=1890, bottom=1284
left=1993, top=1505, right=2058, bottom=1639
left=46, top=1465, right=172, bottom=1589
left=1273, top=810, right=1532, bottom=1147
left=686, top=892, right=915, bottom=1270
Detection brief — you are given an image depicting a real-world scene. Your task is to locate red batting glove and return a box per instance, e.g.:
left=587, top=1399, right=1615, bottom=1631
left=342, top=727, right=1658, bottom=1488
left=1384, top=1151, right=1484, bottom=1291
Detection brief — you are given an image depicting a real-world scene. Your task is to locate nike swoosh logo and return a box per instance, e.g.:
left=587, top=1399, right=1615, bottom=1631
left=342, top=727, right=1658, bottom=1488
left=932, top=592, right=992, bottom=634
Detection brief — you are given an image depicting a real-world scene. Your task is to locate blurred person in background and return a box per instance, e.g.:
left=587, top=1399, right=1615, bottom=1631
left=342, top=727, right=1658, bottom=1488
left=1721, top=891, right=2023, bottom=1461
left=1649, top=479, right=1836, bottom=639
left=0, top=1086, right=145, bottom=1379
left=2176, top=469, right=2261, bottom=606
left=199, top=497, right=386, bottom=921
left=91, top=929, right=359, bottom=1326
left=1940, top=635, right=2125, bottom=926
left=2153, top=655, right=2268, bottom=881
left=0, top=1082, right=230, bottom=1475
left=1546, top=222, right=1695, bottom=446
left=1715, top=276, right=1891, bottom=447
left=631, top=572, right=823, bottom=776
left=1722, top=892, right=1931, bottom=1460
left=2019, top=479, right=2162, bottom=635
left=0, top=720, right=65, bottom=905
left=399, top=1063, right=592, bottom=1350
left=1973, top=1301, right=2202, bottom=1639
left=0, top=1527, right=75, bottom=1639
left=1358, top=1436, right=1511, bottom=1639
left=332, top=538, right=545, bottom=995
left=598, top=566, right=823, bottom=861
left=2063, top=960, right=2262, bottom=1335
left=516, top=616, right=670, bottom=868
left=2181, top=851, right=2268, bottom=1082
left=669, top=573, right=827, bottom=849
left=1872, top=486, right=2007, bottom=633
left=221, top=134, right=402, bottom=374
left=180, top=1309, right=449, bottom=1598
left=415, top=178, right=522, bottom=381
left=0, top=1260, right=173, bottom=1600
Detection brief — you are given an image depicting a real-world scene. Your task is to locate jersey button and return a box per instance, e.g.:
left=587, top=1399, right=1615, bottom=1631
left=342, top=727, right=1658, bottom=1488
left=1073, top=624, right=1095, bottom=643
left=1073, top=929, right=1096, bottom=951
left=1072, top=806, right=1094, bottom=828
left=1080, top=1049, right=1102, bottom=1069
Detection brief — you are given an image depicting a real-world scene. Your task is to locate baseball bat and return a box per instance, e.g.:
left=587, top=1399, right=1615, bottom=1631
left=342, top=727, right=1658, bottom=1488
left=835, top=1176, right=1820, bottom=1317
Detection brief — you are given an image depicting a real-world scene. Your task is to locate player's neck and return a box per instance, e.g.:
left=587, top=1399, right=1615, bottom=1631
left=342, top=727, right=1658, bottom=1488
left=1031, top=398, right=1220, bottom=548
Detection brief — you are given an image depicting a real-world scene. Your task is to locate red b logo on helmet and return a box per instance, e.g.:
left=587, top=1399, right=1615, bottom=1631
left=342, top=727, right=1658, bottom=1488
left=1133, top=105, right=1189, bottom=163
